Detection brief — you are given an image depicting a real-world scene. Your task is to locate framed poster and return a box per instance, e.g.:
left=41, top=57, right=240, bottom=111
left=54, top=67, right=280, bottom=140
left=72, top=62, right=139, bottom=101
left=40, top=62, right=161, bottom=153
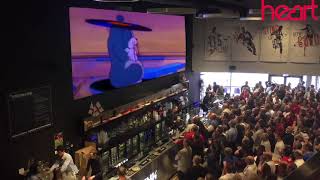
left=204, top=19, right=233, bottom=61
left=289, top=21, right=320, bottom=63
left=231, top=21, right=261, bottom=61
left=260, top=21, right=290, bottom=62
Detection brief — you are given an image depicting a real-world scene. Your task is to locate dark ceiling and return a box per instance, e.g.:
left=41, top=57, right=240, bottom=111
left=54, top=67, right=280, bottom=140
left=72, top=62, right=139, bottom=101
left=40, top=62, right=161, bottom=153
left=140, top=0, right=320, bottom=15
left=73, top=0, right=319, bottom=15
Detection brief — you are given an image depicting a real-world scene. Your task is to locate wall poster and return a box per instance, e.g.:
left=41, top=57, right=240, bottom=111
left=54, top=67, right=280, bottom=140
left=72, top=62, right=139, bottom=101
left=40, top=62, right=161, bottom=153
left=231, top=21, right=261, bottom=61
left=204, top=19, right=233, bottom=61
left=260, top=21, right=290, bottom=62
left=289, top=21, right=320, bottom=63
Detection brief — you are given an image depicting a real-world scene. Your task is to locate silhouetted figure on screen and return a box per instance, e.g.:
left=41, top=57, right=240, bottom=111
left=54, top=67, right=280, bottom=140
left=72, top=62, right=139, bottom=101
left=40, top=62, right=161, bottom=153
left=107, top=15, right=143, bottom=88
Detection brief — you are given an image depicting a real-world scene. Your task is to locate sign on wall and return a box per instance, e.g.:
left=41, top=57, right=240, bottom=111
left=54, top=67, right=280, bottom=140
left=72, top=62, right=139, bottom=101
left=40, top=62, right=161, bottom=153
left=289, top=21, right=320, bottom=63
left=260, top=21, right=290, bottom=62
left=204, top=19, right=233, bottom=61
left=231, top=21, right=261, bottom=61
left=201, top=20, right=320, bottom=64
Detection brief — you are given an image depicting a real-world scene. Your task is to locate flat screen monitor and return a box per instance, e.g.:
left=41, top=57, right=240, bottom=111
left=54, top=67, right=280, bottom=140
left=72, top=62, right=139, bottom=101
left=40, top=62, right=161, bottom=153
left=69, top=7, right=186, bottom=99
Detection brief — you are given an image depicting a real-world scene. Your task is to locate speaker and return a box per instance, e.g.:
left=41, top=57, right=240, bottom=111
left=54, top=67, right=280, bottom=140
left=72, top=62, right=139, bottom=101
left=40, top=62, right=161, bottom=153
left=229, top=65, right=236, bottom=71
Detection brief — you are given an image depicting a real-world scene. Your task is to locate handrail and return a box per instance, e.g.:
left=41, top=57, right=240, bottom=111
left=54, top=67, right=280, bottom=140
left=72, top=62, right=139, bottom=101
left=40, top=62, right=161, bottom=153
left=284, top=152, right=320, bottom=180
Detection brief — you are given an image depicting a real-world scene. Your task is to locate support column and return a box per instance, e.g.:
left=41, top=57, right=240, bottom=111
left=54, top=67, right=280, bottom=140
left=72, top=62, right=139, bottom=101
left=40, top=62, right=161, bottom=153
left=305, top=75, right=312, bottom=87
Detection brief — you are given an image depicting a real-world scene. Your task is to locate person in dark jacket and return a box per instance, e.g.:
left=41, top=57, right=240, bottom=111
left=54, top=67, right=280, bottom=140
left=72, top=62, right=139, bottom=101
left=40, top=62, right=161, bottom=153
left=206, top=144, right=221, bottom=179
left=186, top=155, right=207, bottom=180
left=85, top=151, right=102, bottom=180
left=283, top=127, right=294, bottom=147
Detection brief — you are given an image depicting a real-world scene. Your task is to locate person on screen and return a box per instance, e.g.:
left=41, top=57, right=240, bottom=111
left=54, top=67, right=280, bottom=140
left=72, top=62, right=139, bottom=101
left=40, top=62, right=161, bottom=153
left=107, top=15, right=143, bottom=88
left=125, top=36, right=142, bottom=69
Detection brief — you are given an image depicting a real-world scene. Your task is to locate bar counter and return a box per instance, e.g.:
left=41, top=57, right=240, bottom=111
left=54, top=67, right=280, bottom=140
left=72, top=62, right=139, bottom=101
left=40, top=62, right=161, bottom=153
left=108, top=140, right=178, bottom=180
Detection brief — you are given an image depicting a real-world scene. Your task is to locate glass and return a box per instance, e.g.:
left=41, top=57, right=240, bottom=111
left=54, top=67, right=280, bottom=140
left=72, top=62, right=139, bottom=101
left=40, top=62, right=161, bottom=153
left=118, top=143, right=126, bottom=160
left=311, top=76, right=316, bottom=86
left=200, top=72, right=269, bottom=97
left=303, top=75, right=307, bottom=84
left=110, top=147, right=117, bottom=166
left=101, top=150, right=110, bottom=172
left=126, top=139, right=132, bottom=157
left=231, top=73, right=268, bottom=88
left=286, top=77, right=301, bottom=88
left=139, top=132, right=145, bottom=152
left=132, top=135, right=139, bottom=155
left=270, top=76, right=284, bottom=85
left=155, top=123, right=161, bottom=142
left=161, top=121, right=166, bottom=137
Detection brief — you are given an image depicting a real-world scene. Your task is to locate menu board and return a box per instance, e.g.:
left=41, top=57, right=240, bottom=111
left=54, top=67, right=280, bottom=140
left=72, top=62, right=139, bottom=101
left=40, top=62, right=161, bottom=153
left=8, top=86, right=53, bottom=138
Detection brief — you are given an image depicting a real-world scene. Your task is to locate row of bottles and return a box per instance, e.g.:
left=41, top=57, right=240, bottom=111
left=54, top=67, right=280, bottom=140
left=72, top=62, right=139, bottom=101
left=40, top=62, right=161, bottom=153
left=89, top=91, right=190, bottom=147
left=100, top=120, right=167, bottom=174
left=93, top=91, right=190, bottom=176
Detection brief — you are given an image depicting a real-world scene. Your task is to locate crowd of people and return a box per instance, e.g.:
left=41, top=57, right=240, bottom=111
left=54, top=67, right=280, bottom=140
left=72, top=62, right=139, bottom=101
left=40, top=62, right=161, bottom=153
left=175, top=81, right=320, bottom=180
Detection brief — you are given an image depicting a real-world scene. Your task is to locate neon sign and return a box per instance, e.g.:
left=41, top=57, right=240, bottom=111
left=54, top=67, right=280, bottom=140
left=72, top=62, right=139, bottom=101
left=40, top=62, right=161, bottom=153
left=261, top=0, right=319, bottom=21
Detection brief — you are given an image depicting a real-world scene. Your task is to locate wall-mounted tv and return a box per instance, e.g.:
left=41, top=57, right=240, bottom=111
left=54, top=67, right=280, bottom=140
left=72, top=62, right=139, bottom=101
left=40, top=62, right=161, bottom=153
left=69, top=7, right=186, bottom=100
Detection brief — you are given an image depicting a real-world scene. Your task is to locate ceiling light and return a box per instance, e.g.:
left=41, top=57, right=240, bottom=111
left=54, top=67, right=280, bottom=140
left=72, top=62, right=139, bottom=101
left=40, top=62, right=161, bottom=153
left=240, top=17, right=262, bottom=21
left=195, top=8, right=223, bottom=19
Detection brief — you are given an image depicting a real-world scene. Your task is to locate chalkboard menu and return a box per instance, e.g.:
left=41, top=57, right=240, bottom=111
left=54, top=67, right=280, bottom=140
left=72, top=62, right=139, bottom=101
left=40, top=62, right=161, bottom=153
left=8, top=86, right=53, bottom=138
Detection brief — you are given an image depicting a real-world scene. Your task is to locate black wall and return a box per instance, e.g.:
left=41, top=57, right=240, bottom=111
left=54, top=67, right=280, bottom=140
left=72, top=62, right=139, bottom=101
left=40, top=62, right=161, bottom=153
left=3, top=0, right=188, bottom=178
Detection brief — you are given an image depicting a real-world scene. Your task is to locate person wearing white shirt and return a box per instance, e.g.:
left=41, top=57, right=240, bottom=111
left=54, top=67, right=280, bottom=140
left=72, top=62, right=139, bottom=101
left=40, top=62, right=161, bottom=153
left=261, top=152, right=276, bottom=174
left=175, top=139, right=192, bottom=179
left=51, top=146, right=78, bottom=180
left=273, top=134, right=285, bottom=161
left=243, top=156, right=257, bottom=176
left=260, top=133, right=271, bottom=153
left=219, top=172, right=234, bottom=180
left=293, top=150, right=305, bottom=168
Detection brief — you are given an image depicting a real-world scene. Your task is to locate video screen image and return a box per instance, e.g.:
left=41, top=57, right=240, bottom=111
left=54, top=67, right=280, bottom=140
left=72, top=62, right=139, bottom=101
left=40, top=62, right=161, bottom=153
left=69, top=7, right=186, bottom=100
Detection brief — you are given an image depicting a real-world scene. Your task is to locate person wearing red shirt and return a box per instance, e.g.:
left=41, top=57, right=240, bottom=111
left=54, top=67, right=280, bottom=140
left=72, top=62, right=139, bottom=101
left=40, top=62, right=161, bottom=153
left=290, top=102, right=301, bottom=115
left=275, top=118, right=285, bottom=138
left=176, top=125, right=205, bottom=146
left=285, top=112, right=296, bottom=127
left=241, top=89, right=250, bottom=102
left=280, top=145, right=293, bottom=165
